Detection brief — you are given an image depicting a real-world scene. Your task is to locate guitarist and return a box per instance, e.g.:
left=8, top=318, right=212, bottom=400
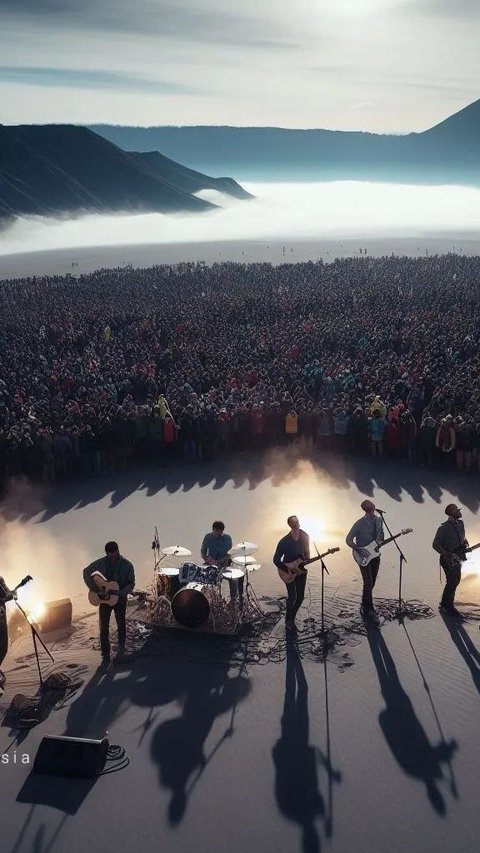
left=346, top=500, right=384, bottom=623
left=0, top=577, right=16, bottom=695
left=83, top=542, right=135, bottom=663
left=432, top=504, right=468, bottom=614
left=273, top=516, right=310, bottom=630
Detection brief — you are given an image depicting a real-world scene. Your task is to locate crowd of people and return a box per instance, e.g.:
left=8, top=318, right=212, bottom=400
left=1, top=254, right=480, bottom=489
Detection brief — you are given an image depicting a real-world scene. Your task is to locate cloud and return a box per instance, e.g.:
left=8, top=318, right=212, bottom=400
left=0, top=0, right=297, bottom=49
left=395, top=0, right=480, bottom=15
left=0, top=66, right=197, bottom=94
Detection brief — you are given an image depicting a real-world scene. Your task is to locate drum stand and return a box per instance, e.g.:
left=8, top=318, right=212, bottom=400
left=151, top=527, right=165, bottom=597
left=234, top=554, right=264, bottom=623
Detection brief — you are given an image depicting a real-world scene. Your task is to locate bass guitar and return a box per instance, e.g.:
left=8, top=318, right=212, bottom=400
left=353, top=529, right=413, bottom=567
left=278, top=548, right=340, bottom=585
left=88, top=572, right=139, bottom=608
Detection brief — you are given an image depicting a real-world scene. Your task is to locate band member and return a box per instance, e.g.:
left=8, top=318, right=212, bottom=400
left=0, top=577, right=15, bottom=695
left=201, top=521, right=243, bottom=602
left=83, top=541, right=135, bottom=663
left=433, top=504, right=468, bottom=614
left=346, top=500, right=384, bottom=623
left=273, top=516, right=310, bottom=630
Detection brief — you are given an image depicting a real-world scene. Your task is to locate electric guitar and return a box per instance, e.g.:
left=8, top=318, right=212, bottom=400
left=0, top=575, right=33, bottom=603
left=278, top=548, right=340, bottom=585
left=453, top=541, right=480, bottom=562
left=88, top=572, right=139, bottom=608
left=352, top=529, right=413, bottom=567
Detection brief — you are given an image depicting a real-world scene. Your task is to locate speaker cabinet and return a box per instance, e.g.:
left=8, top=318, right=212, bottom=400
left=33, top=735, right=109, bottom=777
left=40, top=599, right=72, bottom=632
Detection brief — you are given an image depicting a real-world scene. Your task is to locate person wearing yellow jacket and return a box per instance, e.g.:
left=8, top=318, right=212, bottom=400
left=285, top=410, right=298, bottom=437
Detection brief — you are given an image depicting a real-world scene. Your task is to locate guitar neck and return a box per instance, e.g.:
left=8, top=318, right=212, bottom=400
left=378, top=533, right=403, bottom=550
left=465, top=542, right=480, bottom=554
left=302, top=555, right=321, bottom=567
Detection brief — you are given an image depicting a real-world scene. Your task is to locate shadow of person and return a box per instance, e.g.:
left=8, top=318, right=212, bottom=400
left=149, top=656, right=250, bottom=826
left=272, top=639, right=325, bottom=853
left=63, top=661, right=131, bottom=739
left=440, top=611, right=480, bottom=695
left=367, top=628, right=457, bottom=815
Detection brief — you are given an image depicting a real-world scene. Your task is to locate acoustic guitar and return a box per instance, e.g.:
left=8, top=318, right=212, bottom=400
left=278, top=548, right=340, bottom=585
left=88, top=572, right=138, bottom=608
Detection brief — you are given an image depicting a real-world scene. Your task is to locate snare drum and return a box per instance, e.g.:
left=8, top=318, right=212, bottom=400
left=171, top=582, right=214, bottom=629
left=156, top=567, right=181, bottom=601
left=198, top=564, right=220, bottom=586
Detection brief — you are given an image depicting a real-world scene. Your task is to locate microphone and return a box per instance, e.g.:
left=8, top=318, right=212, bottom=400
left=375, top=508, right=386, bottom=514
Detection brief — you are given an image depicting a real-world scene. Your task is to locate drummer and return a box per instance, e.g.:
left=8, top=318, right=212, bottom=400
left=201, top=521, right=243, bottom=603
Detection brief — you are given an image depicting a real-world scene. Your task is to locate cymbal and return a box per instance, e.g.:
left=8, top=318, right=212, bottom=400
left=161, top=545, right=192, bottom=557
left=228, top=541, right=258, bottom=555
left=222, top=568, right=245, bottom=580
left=156, top=567, right=180, bottom=576
left=232, top=555, right=257, bottom=565
left=246, top=563, right=261, bottom=572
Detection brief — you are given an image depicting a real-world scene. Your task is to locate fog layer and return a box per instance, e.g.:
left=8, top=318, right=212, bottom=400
left=1, top=181, right=480, bottom=256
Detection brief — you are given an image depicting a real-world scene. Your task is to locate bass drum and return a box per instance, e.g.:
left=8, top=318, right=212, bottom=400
left=171, top=582, right=212, bottom=629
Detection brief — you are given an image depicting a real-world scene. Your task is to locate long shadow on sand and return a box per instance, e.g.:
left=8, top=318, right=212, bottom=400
left=367, top=628, right=457, bottom=815
left=63, top=632, right=250, bottom=827
left=1, top=448, right=479, bottom=525
left=439, top=613, right=480, bottom=695
left=272, top=639, right=341, bottom=853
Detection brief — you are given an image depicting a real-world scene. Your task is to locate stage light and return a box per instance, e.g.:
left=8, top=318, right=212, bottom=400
left=27, top=602, right=46, bottom=624
left=301, top=514, right=325, bottom=541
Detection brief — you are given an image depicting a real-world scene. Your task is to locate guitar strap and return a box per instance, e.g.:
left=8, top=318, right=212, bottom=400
left=451, top=521, right=466, bottom=558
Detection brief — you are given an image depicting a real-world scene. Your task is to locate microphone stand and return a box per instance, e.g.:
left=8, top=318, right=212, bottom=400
left=377, top=510, right=407, bottom=616
left=313, top=543, right=330, bottom=640
left=13, top=599, right=54, bottom=690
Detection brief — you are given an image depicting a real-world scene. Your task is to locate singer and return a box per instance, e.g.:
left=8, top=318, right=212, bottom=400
left=346, top=500, right=384, bottom=623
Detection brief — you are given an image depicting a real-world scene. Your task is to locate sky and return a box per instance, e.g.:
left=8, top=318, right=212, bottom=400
left=0, top=0, right=479, bottom=132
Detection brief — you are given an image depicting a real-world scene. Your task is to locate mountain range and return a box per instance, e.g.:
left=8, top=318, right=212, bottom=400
left=0, top=124, right=252, bottom=224
left=90, top=98, right=480, bottom=185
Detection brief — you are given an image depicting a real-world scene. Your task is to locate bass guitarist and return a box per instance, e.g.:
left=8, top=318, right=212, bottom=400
left=273, top=516, right=310, bottom=631
left=433, top=503, right=469, bottom=615
left=83, top=541, right=135, bottom=664
left=346, top=500, right=384, bottom=623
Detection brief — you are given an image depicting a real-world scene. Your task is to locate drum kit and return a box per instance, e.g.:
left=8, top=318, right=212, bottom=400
left=151, top=530, right=262, bottom=632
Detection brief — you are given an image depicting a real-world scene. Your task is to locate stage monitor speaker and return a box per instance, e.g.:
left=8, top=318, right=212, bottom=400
left=39, top=598, right=72, bottom=632
left=33, top=735, right=109, bottom=778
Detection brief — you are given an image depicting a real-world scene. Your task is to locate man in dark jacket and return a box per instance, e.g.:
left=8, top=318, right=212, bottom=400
left=84, top=541, right=135, bottom=662
left=432, top=504, right=468, bottom=614
left=0, top=577, right=15, bottom=695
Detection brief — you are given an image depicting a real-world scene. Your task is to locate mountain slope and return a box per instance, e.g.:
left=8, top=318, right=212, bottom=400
left=422, top=97, right=480, bottom=140
left=129, top=150, right=253, bottom=199
left=90, top=98, right=480, bottom=185
left=0, top=124, right=251, bottom=223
